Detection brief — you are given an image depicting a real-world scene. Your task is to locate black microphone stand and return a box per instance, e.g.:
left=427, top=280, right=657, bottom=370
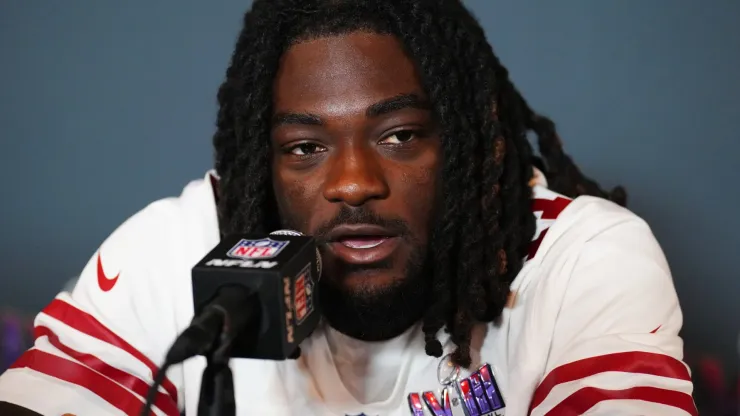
left=197, top=331, right=237, bottom=416
left=196, top=292, right=261, bottom=416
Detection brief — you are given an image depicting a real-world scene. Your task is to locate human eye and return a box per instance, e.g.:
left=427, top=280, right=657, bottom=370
left=378, top=130, right=416, bottom=145
left=284, top=142, right=327, bottom=157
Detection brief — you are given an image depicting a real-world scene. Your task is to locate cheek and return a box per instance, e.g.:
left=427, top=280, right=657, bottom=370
left=273, top=170, right=324, bottom=232
left=398, top=161, right=440, bottom=240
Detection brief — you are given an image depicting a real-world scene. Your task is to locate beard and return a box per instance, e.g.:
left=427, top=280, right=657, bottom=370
left=280, top=204, right=432, bottom=342
left=317, top=243, right=429, bottom=341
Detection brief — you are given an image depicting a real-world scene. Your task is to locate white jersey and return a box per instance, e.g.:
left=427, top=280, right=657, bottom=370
left=0, top=171, right=696, bottom=416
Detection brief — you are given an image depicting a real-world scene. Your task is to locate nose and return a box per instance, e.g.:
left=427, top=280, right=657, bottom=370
left=323, top=144, right=390, bottom=207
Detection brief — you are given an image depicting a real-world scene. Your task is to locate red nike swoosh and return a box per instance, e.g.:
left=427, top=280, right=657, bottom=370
left=97, top=253, right=119, bottom=292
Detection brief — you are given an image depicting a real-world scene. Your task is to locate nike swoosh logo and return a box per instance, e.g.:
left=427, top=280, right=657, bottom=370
left=97, top=253, right=119, bottom=292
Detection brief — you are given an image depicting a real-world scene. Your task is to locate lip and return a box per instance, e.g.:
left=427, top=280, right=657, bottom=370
left=325, top=224, right=400, bottom=265
left=326, top=224, right=395, bottom=241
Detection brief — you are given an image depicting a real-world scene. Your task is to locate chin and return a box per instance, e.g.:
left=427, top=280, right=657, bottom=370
left=338, top=269, right=403, bottom=295
left=318, top=267, right=428, bottom=342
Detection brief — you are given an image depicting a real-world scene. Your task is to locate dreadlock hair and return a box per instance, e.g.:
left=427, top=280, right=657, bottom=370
left=213, top=0, right=626, bottom=368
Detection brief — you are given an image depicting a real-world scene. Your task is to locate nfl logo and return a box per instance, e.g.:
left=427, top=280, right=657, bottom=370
left=294, top=266, right=314, bottom=324
left=227, top=238, right=290, bottom=260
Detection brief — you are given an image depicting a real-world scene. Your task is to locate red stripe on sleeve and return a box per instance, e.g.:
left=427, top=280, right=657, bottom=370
left=10, top=349, right=157, bottom=416
left=34, top=326, right=179, bottom=416
left=40, top=299, right=179, bottom=404
left=529, top=351, right=692, bottom=413
left=543, top=386, right=697, bottom=416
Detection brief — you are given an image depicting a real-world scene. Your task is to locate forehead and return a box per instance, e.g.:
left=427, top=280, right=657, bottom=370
left=273, top=32, right=424, bottom=113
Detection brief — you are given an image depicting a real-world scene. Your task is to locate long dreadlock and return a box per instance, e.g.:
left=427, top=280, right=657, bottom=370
left=213, top=0, right=626, bottom=368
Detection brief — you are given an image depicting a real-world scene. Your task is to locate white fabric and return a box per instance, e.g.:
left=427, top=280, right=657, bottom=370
left=0, top=171, right=696, bottom=416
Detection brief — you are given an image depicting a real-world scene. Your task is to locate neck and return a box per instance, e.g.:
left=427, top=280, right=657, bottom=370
left=324, top=321, right=422, bottom=404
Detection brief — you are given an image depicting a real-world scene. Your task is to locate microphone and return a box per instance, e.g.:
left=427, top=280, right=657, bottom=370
left=172, top=229, right=321, bottom=363
left=140, top=230, right=322, bottom=416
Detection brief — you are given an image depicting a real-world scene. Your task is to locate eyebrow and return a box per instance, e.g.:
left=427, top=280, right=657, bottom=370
left=272, top=112, right=323, bottom=127
left=366, top=93, right=431, bottom=118
left=271, top=93, right=431, bottom=128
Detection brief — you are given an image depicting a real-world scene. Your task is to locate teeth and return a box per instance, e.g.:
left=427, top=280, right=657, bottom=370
left=341, top=239, right=386, bottom=249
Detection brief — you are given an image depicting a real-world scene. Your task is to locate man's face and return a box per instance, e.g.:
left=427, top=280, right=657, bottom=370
left=271, top=32, right=442, bottom=340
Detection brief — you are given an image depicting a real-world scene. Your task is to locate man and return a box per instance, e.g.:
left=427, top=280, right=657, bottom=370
left=0, top=1, right=695, bottom=415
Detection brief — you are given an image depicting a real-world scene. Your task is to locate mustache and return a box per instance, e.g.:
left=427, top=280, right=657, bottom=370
left=312, top=205, right=413, bottom=244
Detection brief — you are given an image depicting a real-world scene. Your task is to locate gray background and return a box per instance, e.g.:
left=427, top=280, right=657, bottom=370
left=1, top=0, right=738, bottom=373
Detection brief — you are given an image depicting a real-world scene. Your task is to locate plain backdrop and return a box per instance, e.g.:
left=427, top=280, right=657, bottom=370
left=1, top=1, right=738, bottom=370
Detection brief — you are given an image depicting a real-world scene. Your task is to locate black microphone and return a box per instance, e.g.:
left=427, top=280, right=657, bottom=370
left=171, top=229, right=321, bottom=363
left=140, top=230, right=322, bottom=416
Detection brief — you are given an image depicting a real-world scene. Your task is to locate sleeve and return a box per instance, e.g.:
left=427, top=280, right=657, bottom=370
left=528, top=217, right=697, bottom=416
left=0, top=202, right=184, bottom=416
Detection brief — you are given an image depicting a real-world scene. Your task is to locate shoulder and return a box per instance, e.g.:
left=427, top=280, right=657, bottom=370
left=2, top=174, right=221, bottom=414
left=116, top=172, right=218, bottom=242
left=509, top=191, right=692, bottom=415
left=70, top=172, right=220, bottom=334
left=515, top=187, right=679, bottom=341
left=516, top=186, right=676, bottom=323
left=78, top=172, right=218, bottom=284
left=527, top=185, right=663, bottom=268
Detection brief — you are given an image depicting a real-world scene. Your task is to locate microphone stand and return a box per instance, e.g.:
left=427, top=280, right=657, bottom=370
left=197, top=332, right=236, bottom=416
left=141, top=284, right=274, bottom=416
left=196, top=292, right=261, bottom=416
